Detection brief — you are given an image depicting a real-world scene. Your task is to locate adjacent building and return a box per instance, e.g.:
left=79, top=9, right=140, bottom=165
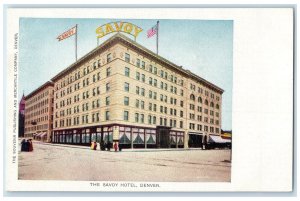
left=49, top=33, right=224, bottom=148
left=24, top=81, right=54, bottom=142
left=18, top=94, right=26, bottom=137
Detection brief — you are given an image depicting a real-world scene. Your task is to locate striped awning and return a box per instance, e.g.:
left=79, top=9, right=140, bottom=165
left=40, top=133, right=47, bottom=138
left=209, top=135, right=231, bottom=143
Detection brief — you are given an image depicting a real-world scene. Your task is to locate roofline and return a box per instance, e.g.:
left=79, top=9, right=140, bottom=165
left=51, top=33, right=224, bottom=94
left=25, top=81, right=54, bottom=100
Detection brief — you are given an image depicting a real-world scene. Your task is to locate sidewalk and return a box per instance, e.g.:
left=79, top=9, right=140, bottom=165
left=32, top=141, right=204, bottom=152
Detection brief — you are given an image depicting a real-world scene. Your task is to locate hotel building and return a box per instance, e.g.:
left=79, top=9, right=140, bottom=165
left=24, top=81, right=54, bottom=142
left=49, top=33, right=224, bottom=148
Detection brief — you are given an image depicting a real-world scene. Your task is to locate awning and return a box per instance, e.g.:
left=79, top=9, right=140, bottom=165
left=36, top=132, right=46, bottom=137
left=209, top=135, right=231, bottom=143
left=188, top=132, right=203, bottom=136
left=40, top=133, right=47, bottom=138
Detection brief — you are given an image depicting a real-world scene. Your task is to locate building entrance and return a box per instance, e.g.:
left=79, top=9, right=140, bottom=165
left=188, top=133, right=203, bottom=148
left=156, top=126, right=171, bottom=148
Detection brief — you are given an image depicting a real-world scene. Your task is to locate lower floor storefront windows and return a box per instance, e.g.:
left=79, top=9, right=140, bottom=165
left=52, top=124, right=184, bottom=149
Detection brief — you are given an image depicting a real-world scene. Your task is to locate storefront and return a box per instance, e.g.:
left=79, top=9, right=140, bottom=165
left=52, top=124, right=184, bottom=149
left=188, top=132, right=206, bottom=148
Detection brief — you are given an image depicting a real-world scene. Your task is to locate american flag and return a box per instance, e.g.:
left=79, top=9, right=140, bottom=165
left=147, top=24, right=158, bottom=38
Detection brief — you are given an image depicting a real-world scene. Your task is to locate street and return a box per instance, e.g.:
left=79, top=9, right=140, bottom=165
left=18, top=141, right=231, bottom=182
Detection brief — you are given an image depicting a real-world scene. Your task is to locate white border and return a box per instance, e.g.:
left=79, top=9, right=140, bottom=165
left=5, top=8, right=294, bottom=192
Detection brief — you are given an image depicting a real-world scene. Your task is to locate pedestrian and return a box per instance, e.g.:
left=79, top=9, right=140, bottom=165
left=21, top=139, right=26, bottom=152
left=90, top=141, right=94, bottom=150
left=104, top=142, right=107, bottom=151
left=119, top=143, right=122, bottom=152
left=107, top=141, right=111, bottom=151
left=114, top=142, right=118, bottom=152
left=100, top=141, right=104, bottom=151
left=28, top=139, right=33, bottom=152
left=93, top=141, right=97, bottom=150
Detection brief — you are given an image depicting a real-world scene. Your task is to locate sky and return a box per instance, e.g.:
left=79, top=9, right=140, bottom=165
left=19, top=18, right=233, bottom=130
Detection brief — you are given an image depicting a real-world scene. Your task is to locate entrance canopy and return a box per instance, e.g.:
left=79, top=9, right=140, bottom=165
left=209, top=135, right=231, bottom=143
left=189, top=132, right=203, bottom=136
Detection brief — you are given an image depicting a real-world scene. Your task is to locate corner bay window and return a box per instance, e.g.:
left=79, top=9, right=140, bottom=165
left=124, top=82, right=130, bottom=92
left=125, top=67, right=130, bottom=77
left=124, top=96, right=129, bottom=106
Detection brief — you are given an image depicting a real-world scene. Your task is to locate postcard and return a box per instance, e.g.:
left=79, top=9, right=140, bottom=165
left=5, top=7, right=294, bottom=192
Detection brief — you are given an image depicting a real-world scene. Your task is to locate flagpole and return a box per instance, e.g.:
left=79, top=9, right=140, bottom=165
left=75, top=24, right=78, bottom=61
left=156, top=21, right=159, bottom=55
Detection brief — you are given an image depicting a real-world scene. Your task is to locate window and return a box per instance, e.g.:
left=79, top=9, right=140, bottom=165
left=125, top=53, right=130, bottom=62
left=124, top=82, right=129, bottom=92
left=140, top=114, right=144, bottom=123
left=135, top=99, right=140, bottom=108
left=154, top=67, right=157, bottom=74
left=106, top=96, right=110, bottom=105
left=148, top=115, right=152, bottom=124
left=136, top=59, right=140, bottom=67
left=190, top=94, right=195, bottom=101
left=125, top=67, right=130, bottom=77
left=107, top=53, right=112, bottom=63
left=180, top=101, right=183, bottom=107
left=136, top=86, right=140, bottom=95
left=149, top=90, right=153, bottom=98
left=141, top=61, right=145, bottom=69
left=205, top=99, right=209, bottom=105
left=149, top=77, right=153, bottom=85
left=210, top=102, right=214, bottom=108
left=164, top=72, right=168, bottom=79
left=97, top=72, right=100, bottom=81
left=141, top=101, right=145, bottom=109
left=136, top=72, right=140, bottom=80
left=105, top=111, right=110, bottom=120
left=124, top=111, right=129, bottom=121
left=198, top=97, right=202, bottom=103
left=124, top=97, right=129, bottom=106
left=154, top=79, right=157, bottom=87
left=106, top=67, right=111, bottom=77
left=135, top=113, right=139, bottom=122
left=141, top=88, right=145, bottom=96
left=160, top=70, right=164, bottom=77
left=190, top=104, right=195, bottom=110
left=180, top=121, right=183, bottom=128
left=149, top=65, right=153, bottom=73
left=106, top=83, right=110, bottom=92
left=180, top=111, right=183, bottom=117
left=198, top=106, right=202, bottom=112
left=149, top=103, right=152, bottom=111
left=141, top=74, right=145, bottom=82
left=216, top=104, right=220, bottom=109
